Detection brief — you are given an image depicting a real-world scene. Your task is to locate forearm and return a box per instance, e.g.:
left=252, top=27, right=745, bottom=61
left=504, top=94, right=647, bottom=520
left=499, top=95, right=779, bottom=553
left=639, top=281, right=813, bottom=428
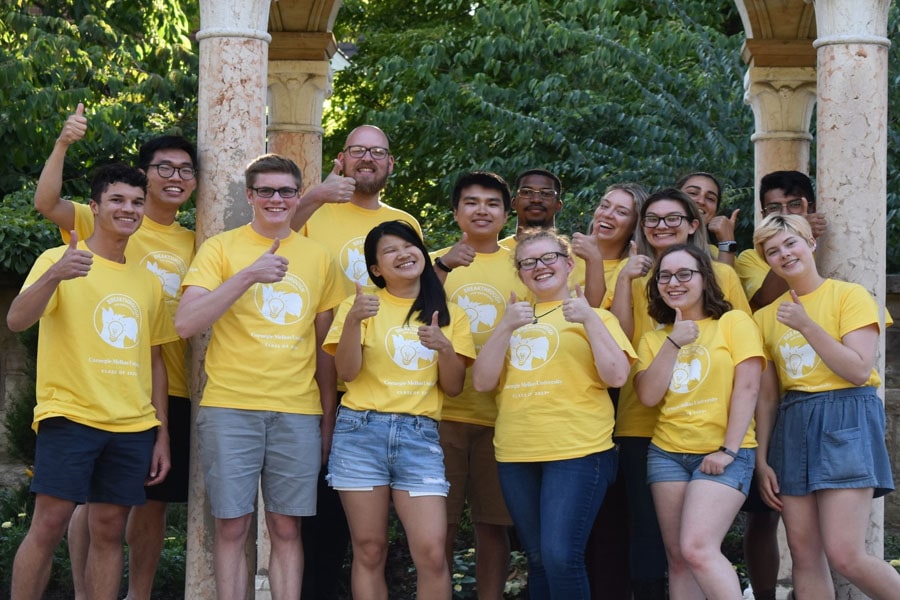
left=721, top=359, right=762, bottom=451
left=582, top=259, right=607, bottom=308
left=750, top=271, right=788, bottom=310
left=314, top=312, right=338, bottom=423
left=290, top=190, right=328, bottom=232
left=334, top=319, right=364, bottom=382
left=175, top=274, right=257, bottom=337
left=609, top=277, right=634, bottom=339
left=472, top=327, right=512, bottom=392
left=634, top=346, right=678, bottom=407
left=754, top=366, right=779, bottom=463
left=6, top=272, right=62, bottom=331
left=436, top=349, right=467, bottom=397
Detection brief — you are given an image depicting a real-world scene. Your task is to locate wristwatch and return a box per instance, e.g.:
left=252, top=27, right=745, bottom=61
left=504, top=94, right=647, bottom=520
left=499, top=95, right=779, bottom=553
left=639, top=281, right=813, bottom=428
left=434, top=256, right=453, bottom=273
left=717, top=241, right=738, bottom=253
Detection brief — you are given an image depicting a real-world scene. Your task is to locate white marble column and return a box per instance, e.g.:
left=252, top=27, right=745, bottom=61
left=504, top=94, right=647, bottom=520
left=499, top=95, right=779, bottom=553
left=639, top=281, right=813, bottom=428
left=743, top=67, right=817, bottom=218
left=188, top=2, right=271, bottom=599
left=813, top=1, right=891, bottom=598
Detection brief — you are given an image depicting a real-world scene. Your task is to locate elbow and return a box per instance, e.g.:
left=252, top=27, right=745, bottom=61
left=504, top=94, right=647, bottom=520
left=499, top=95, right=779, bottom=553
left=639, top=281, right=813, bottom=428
left=607, top=369, right=629, bottom=389
left=6, top=316, right=28, bottom=333
left=443, top=381, right=464, bottom=398
left=847, top=370, right=871, bottom=387
left=174, top=314, right=200, bottom=339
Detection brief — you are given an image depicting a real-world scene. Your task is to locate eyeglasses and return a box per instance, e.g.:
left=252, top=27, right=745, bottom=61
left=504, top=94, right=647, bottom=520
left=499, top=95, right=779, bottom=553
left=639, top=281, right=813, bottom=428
left=517, top=187, right=559, bottom=201
left=657, top=269, right=701, bottom=284
left=343, top=145, right=390, bottom=160
left=148, top=163, right=196, bottom=180
left=517, top=251, right=568, bottom=271
left=250, top=186, right=299, bottom=198
left=642, top=214, right=688, bottom=228
left=762, top=198, right=804, bottom=216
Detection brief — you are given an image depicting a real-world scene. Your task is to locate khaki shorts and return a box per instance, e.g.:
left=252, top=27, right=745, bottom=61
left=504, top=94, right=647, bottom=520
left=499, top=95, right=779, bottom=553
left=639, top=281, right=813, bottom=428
left=439, top=420, right=512, bottom=526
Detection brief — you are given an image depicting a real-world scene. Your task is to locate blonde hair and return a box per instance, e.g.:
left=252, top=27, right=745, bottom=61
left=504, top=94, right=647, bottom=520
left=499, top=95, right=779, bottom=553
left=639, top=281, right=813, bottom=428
left=515, top=228, right=571, bottom=265
left=753, top=214, right=814, bottom=260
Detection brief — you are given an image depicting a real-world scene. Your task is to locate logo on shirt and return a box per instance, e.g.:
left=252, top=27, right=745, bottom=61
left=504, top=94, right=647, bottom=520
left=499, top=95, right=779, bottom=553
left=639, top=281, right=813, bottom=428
left=451, top=284, right=504, bottom=333
left=385, top=326, right=437, bottom=371
left=141, top=251, right=187, bottom=300
left=254, top=274, right=308, bottom=325
left=777, top=329, right=819, bottom=379
left=669, top=344, right=709, bottom=394
left=508, top=323, right=559, bottom=371
left=340, top=238, right=370, bottom=286
left=94, top=294, right=142, bottom=349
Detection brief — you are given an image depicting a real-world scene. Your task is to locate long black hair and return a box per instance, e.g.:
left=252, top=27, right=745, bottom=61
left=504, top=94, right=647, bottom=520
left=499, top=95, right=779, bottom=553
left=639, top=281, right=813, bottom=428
left=364, top=220, right=450, bottom=327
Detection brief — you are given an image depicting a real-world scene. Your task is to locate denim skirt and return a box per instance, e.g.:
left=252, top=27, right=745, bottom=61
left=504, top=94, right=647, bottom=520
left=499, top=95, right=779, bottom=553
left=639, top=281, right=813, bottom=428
left=769, top=386, right=894, bottom=497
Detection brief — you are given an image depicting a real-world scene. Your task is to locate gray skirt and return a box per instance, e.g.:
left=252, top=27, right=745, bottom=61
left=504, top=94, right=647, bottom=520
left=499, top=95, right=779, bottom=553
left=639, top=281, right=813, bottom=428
left=769, top=386, right=894, bottom=498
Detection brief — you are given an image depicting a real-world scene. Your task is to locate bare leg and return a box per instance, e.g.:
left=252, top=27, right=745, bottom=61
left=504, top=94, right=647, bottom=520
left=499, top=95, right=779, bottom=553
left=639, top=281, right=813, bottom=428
left=11, top=494, right=76, bottom=600
left=265, top=511, right=303, bottom=600
left=650, top=481, right=704, bottom=600
left=213, top=514, right=254, bottom=600
left=393, top=491, right=451, bottom=600
left=743, top=511, right=780, bottom=600
left=123, top=500, right=168, bottom=600
left=780, top=494, right=834, bottom=599
left=85, top=502, right=131, bottom=600
left=339, top=487, right=391, bottom=600
left=68, top=503, right=90, bottom=600
left=473, top=522, right=510, bottom=600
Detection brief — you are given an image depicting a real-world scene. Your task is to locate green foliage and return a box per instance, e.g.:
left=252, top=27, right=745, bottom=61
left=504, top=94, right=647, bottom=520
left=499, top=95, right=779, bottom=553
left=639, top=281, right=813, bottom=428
left=0, top=188, right=63, bottom=275
left=886, top=4, right=900, bottom=272
left=3, top=325, right=39, bottom=464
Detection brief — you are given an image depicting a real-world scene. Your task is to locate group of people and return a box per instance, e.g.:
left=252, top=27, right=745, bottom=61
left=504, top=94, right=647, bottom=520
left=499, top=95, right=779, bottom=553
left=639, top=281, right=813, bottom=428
left=6, top=106, right=899, bottom=600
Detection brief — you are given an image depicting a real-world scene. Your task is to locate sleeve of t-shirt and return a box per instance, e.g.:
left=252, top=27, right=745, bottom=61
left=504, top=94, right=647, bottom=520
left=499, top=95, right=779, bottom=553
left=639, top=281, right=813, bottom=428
left=181, top=236, right=225, bottom=292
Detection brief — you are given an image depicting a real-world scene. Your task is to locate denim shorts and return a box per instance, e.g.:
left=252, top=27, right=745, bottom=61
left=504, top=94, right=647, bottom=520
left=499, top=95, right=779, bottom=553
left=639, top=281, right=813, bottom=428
left=646, top=443, right=755, bottom=495
left=327, top=407, right=449, bottom=496
left=197, top=407, right=321, bottom=518
left=769, top=387, right=894, bottom=497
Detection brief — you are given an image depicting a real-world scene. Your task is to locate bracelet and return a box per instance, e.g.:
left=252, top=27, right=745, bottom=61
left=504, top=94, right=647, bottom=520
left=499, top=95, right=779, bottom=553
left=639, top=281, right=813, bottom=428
left=718, top=446, right=739, bottom=460
left=666, top=336, right=681, bottom=350
left=434, top=256, right=453, bottom=273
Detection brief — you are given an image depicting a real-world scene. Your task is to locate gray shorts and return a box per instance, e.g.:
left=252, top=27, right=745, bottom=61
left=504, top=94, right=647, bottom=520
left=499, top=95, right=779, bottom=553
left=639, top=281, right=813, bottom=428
left=197, top=406, right=321, bottom=518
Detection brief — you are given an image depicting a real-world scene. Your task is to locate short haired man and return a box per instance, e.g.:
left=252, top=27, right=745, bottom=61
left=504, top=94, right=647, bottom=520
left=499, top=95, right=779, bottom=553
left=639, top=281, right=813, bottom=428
left=176, top=154, right=346, bottom=600
left=33, top=103, right=197, bottom=600
left=430, top=171, right=526, bottom=600
left=8, top=164, right=176, bottom=600
left=503, top=168, right=563, bottom=242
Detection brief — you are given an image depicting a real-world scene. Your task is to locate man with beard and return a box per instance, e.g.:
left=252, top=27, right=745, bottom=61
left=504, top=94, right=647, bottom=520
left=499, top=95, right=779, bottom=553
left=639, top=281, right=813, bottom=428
left=500, top=168, right=563, bottom=248
left=290, top=124, right=423, bottom=600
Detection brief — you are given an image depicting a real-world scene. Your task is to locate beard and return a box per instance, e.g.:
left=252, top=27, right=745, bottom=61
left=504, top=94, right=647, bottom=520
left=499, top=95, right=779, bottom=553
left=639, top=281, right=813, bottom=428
left=352, top=164, right=390, bottom=195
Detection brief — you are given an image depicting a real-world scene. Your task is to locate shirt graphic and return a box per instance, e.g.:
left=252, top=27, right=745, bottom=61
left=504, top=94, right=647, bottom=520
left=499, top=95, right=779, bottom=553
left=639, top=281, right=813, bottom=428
left=386, top=326, right=437, bottom=371
left=141, top=251, right=188, bottom=300
left=509, top=323, right=560, bottom=371
left=452, top=284, right=504, bottom=334
left=254, top=273, right=309, bottom=325
left=777, top=329, right=819, bottom=379
left=669, top=344, right=710, bottom=394
left=94, top=294, right=142, bottom=349
left=340, top=238, right=369, bottom=285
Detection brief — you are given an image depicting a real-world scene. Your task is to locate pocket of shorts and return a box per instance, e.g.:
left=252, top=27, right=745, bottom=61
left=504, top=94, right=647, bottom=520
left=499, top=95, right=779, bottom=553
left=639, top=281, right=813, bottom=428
left=333, top=412, right=363, bottom=434
left=417, top=423, right=440, bottom=443
left=821, top=427, right=868, bottom=481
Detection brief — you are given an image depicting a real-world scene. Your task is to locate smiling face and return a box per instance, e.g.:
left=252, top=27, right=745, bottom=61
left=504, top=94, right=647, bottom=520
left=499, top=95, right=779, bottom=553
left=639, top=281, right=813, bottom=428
left=247, top=171, right=301, bottom=236
left=91, top=182, right=146, bottom=239
left=339, top=126, right=394, bottom=196
left=146, top=148, right=196, bottom=211
left=369, top=233, right=425, bottom=289
left=761, top=230, right=816, bottom=282
left=656, top=250, right=704, bottom=320
left=642, top=198, right=700, bottom=253
left=453, top=184, right=508, bottom=240
left=680, top=175, right=720, bottom=225
left=515, top=237, right=572, bottom=300
left=512, top=174, right=562, bottom=228
left=592, top=189, right=638, bottom=246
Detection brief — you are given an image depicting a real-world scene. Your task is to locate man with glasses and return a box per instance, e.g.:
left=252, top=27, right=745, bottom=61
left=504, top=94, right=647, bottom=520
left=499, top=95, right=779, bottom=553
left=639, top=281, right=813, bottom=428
left=502, top=168, right=564, bottom=246
left=33, top=104, right=197, bottom=600
left=176, top=154, right=346, bottom=600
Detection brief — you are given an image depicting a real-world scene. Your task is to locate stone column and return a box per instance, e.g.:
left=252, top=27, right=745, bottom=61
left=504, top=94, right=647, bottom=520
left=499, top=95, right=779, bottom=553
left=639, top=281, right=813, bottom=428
left=812, top=1, right=891, bottom=598
left=743, top=67, right=817, bottom=217
left=187, top=2, right=271, bottom=599
left=267, top=60, right=333, bottom=193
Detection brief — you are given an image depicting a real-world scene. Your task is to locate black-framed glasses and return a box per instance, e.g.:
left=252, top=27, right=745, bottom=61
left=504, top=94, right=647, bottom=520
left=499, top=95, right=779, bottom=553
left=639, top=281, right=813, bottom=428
left=642, top=214, right=689, bottom=228
left=343, top=145, right=390, bottom=160
left=657, top=269, right=701, bottom=284
left=148, top=163, right=196, bottom=180
left=517, top=251, right=568, bottom=271
left=250, top=186, right=299, bottom=199
left=517, top=187, right=559, bottom=201
left=762, top=198, right=804, bottom=216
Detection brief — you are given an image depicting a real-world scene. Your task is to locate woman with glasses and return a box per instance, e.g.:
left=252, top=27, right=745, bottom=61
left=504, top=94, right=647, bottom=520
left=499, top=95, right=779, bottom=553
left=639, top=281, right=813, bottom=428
left=608, top=188, right=750, bottom=599
left=472, top=229, right=635, bottom=600
left=752, top=215, right=899, bottom=599
left=634, top=244, right=763, bottom=599
left=323, top=220, right=475, bottom=600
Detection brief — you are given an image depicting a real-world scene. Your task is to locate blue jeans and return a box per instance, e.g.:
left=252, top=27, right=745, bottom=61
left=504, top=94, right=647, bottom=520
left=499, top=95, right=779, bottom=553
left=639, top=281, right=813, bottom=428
left=497, top=450, right=617, bottom=600
left=617, top=437, right=667, bottom=583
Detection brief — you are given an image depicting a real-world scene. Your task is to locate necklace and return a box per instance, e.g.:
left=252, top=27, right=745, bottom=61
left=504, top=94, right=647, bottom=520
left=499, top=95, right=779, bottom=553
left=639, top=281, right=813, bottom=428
left=532, top=303, right=562, bottom=324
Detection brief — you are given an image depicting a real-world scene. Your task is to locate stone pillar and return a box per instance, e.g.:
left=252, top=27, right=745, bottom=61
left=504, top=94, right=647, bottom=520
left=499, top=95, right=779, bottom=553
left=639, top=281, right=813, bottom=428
left=267, top=60, right=333, bottom=193
left=743, top=67, right=817, bottom=217
left=812, top=1, right=891, bottom=598
left=187, top=2, right=271, bottom=599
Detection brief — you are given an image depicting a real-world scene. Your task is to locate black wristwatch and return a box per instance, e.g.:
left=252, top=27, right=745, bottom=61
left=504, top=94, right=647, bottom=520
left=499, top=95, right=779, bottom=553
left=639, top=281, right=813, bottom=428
left=718, top=446, right=739, bottom=460
left=434, top=256, right=453, bottom=273
left=717, top=241, right=738, bottom=253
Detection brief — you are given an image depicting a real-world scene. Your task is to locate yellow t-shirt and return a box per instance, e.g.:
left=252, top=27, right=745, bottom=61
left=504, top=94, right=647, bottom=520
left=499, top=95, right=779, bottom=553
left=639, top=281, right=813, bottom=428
left=734, top=248, right=770, bottom=303
left=430, top=246, right=528, bottom=426
left=25, top=243, right=178, bottom=433
left=323, top=289, right=476, bottom=420
left=636, top=312, right=763, bottom=453
left=64, top=202, right=194, bottom=398
left=301, top=202, right=422, bottom=289
left=492, top=304, right=636, bottom=463
left=183, top=225, right=347, bottom=413
left=613, top=261, right=751, bottom=438
left=753, top=279, right=882, bottom=392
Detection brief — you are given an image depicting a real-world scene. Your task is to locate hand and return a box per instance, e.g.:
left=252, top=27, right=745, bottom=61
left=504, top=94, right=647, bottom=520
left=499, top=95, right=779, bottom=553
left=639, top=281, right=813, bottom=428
left=708, top=209, right=739, bottom=245
left=620, top=241, right=652, bottom=281
left=145, top=428, right=171, bottom=486
left=319, top=158, right=356, bottom=204
left=418, top=311, right=452, bottom=352
left=502, top=291, right=535, bottom=330
left=756, top=462, right=783, bottom=511
left=58, top=103, right=87, bottom=146
left=670, top=307, right=699, bottom=347
left=699, top=450, right=733, bottom=475
left=347, top=282, right=379, bottom=322
left=776, top=290, right=812, bottom=331
left=805, top=210, right=828, bottom=239
left=441, top=232, right=475, bottom=269
left=245, top=238, right=288, bottom=284
left=50, top=230, right=93, bottom=280
left=562, top=285, right=593, bottom=324
left=571, top=231, right=601, bottom=262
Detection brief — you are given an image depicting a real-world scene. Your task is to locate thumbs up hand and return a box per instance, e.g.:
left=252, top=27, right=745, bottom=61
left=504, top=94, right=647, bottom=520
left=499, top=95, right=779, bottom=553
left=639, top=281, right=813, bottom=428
left=51, top=229, right=93, bottom=280
left=245, top=238, right=289, bottom=283
left=440, top=232, right=476, bottom=270
left=502, top=290, right=534, bottom=330
left=669, top=307, right=699, bottom=347
left=776, top=290, right=810, bottom=331
left=347, top=281, right=380, bottom=322
left=622, top=240, right=652, bottom=281
left=562, top=284, right=592, bottom=324
left=418, top=310, right=452, bottom=352
left=58, top=103, right=88, bottom=146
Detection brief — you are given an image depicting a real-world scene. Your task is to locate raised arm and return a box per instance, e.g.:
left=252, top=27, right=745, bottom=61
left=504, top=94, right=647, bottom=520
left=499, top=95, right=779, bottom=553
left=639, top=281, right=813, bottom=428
left=472, top=292, right=532, bottom=392
left=571, top=231, right=606, bottom=307
left=634, top=308, right=699, bottom=406
left=417, top=311, right=467, bottom=397
left=34, top=104, right=87, bottom=231
left=564, top=286, right=630, bottom=387
left=334, top=284, right=379, bottom=382
left=291, top=159, right=356, bottom=231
